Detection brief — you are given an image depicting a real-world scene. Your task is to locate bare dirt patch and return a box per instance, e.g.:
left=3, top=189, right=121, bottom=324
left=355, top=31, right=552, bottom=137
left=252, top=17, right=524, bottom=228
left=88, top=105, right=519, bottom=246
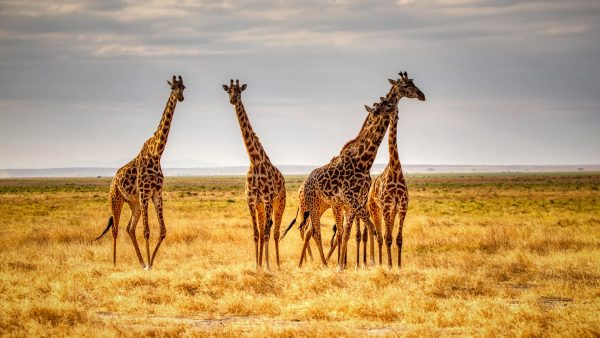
left=95, top=312, right=398, bottom=336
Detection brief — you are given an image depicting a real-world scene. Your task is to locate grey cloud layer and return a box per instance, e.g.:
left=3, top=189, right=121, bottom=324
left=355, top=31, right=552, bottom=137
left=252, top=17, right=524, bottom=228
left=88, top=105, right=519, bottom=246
left=0, top=0, right=599, bottom=167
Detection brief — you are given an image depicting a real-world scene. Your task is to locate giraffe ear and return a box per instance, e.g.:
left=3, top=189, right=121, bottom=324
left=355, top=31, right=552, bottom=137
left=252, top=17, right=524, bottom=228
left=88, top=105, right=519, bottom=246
left=167, top=80, right=173, bottom=87
left=388, top=79, right=395, bottom=85
left=241, top=84, right=247, bottom=91
left=364, top=105, right=372, bottom=113
left=222, top=85, right=229, bottom=91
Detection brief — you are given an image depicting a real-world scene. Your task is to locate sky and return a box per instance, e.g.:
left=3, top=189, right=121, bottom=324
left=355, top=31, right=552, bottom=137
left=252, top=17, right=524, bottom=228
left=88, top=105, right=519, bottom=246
left=0, top=0, right=599, bottom=169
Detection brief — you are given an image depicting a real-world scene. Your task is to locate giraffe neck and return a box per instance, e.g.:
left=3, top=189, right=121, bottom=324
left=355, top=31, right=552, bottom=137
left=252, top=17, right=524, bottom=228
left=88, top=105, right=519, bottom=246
left=351, top=87, right=403, bottom=170
left=387, top=107, right=401, bottom=170
left=354, top=112, right=392, bottom=171
left=341, top=86, right=401, bottom=156
left=152, top=90, right=178, bottom=157
left=233, top=98, right=268, bottom=164
left=339, top=112, right=373, bottom=156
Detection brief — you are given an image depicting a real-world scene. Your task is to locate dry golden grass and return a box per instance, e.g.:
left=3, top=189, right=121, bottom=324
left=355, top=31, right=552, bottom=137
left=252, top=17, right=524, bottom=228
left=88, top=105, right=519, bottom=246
left=1, top=173, right=599, bottom=337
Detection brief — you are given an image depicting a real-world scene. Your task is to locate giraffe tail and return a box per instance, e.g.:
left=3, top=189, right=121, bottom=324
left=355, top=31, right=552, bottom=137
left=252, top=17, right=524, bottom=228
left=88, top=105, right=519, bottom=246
left=330, top=223, right=337, bottom=247
left=281, top=207, right=300, bottom=239
left=297, top=211, right=310, bottom=232
left=95, top=216, right=114, bottom=240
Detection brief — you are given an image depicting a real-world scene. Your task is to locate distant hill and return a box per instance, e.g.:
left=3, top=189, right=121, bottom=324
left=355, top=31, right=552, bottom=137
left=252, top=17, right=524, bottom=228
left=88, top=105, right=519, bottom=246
left=1, top=165, right=599, bottom=178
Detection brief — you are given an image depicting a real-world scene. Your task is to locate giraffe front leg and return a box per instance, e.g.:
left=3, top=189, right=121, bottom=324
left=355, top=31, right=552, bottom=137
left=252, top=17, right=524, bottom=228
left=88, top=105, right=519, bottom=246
left=325, top=225, right=338, bottom=263
left=301, top=226, right=314, bottom=261
left=368, top=197, right=383, bottom=266
left=362, top=224, right=368, bottom=265
left=273, top=191, right=285, bottom=269
left=247, top=202, right=260, bottom=270
left=150, top=192, right=166, bottom=269
left=367, top=197, right=382, bottom=267
left=309, top=213, right=328, bottom=267
left=297, top=212, right=314, bottom=261
left=355, top=218, right=361, bottom=269
left=126, top=202, right=145, bottom=269
left=140, top=194, right=151, bottom=270
left=383, top=208, right=396, bottom=269
left=338, top=213, right=355, bottom=271
left=109, top=188, right=124, bottom=267
left=396, top=209, right=407, bottom=268
left=256, top=203, right=266, bottom=270
left=263, top=203, right=274, bottom=272
left=356, top=207, right=380, bottom=268
left=326, top=206, right=343, bottom=263
left=299, top=227, right=313, bottom=267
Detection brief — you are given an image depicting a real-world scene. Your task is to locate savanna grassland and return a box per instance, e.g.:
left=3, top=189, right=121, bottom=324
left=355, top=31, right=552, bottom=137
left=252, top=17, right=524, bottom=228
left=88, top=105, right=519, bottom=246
left=1, top=173, right=599, bottom=337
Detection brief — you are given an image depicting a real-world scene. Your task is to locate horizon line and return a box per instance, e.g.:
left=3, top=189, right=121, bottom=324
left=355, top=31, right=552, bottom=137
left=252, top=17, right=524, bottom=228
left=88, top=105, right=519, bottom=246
left=2, top=164, right=600, bottom=171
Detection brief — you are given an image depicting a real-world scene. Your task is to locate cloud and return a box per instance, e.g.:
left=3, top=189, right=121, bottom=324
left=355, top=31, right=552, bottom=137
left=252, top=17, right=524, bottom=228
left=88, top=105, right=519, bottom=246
left=0, top=0, right=599, bottom=167
left=541, top=22, right=593, bottom=36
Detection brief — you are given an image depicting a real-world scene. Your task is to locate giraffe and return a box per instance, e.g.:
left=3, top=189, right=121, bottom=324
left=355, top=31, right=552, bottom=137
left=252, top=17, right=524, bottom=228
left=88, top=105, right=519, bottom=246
left=280, top=182, right=319, bottom=261
left=297, top=96, right=395, bottom=270
left=323, top=101, right=385, bottom=265
left=223, top=79, right=286, bottom=271
left=364, top=72, right=425, bottom=269
left=95, top=75, right=186, bottom=270
left=324, top=73, right=425, bottom=266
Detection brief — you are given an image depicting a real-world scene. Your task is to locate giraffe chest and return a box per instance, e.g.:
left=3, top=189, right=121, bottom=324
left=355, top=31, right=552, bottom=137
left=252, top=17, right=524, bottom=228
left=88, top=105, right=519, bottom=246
left=134, top=156, right=164, bottom=192
left=375, top=173, right=408, bottom=203
left=342, top=172, right=372, bottom=200
left=246, top=164, right=282, bottom=198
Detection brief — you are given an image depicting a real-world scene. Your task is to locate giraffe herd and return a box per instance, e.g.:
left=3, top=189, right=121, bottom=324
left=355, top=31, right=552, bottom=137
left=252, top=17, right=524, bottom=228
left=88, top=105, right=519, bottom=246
left=96, top=72, right=425, bottom=272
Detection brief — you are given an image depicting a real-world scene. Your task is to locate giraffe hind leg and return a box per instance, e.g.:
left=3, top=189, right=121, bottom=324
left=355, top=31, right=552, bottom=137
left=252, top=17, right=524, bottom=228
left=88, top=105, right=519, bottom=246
left=396, top=209, right=407, bottom=268
left=355, top=218, right=361, bottom=269
left=326, top=206, right=344, bottom=263
left=109, top=188, right=124, bottom=267
left=256, top=203, right=267, bottom=271
left=383, top=208, right=396, bottom=269
left=125, top=202, right=145, bottom=268
left=149, top=192, right=167, bottom=268
left=246, top=201, right=260, bottom=270
left=273, top=191, right=285, bottom=268
left=362, top=224, right=368, bottom=265
left=297, top=212, right=316, bottom=262
left=356, top=206, right=381, bottom=268
left=368, top=198, right=383, bottom=267
left=325, top=223, right=338, bottom=262
left=300, top=227, right=314, bottom=261
left=298, top=226, right=313, bottom=267
left=139, top=194, right=152, bottom=270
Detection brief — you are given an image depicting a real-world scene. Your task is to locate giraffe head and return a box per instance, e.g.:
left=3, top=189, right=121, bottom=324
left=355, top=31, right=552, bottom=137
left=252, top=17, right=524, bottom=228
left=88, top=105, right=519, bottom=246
left=223, top=79, right=247, bottom=104
left=364, top=97, right=395, bottom=117
left=167, top=75, right=186, bottom=102
left=389, top=71, right=426, bottom=101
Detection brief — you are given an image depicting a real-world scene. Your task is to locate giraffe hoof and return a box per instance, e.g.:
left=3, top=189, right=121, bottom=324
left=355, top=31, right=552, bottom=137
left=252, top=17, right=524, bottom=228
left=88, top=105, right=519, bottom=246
left=143, top=265, right=151, bottom=271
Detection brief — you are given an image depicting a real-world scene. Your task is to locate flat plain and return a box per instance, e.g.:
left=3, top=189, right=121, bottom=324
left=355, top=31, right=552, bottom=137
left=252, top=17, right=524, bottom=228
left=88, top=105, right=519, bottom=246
left=1, top=173, right=599, bottom=337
